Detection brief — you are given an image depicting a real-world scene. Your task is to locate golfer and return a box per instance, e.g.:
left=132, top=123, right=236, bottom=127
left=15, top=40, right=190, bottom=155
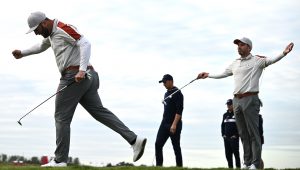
left=197, top=37, right=294, bottom=169
left=12, top=11, right=146, bottom=167
left=155, top=74, right=183, bottom=167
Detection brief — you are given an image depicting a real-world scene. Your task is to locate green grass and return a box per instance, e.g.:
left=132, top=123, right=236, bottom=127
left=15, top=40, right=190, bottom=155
left=0, top=164, right=299, bottom=170
left=0, top=164, right=223, bottom=170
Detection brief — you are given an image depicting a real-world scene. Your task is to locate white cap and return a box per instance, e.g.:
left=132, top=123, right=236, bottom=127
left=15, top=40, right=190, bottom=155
left=233, top=37, right=252, bottom=49
left=26, top=11, right=46, bottom=34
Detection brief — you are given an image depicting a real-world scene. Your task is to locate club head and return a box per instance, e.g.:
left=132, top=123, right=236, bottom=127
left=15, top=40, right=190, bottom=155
left=17, top=121, right=22, bottom=126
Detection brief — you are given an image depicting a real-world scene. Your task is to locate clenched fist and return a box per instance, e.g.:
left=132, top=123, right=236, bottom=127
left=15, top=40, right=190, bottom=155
left=12, top=50, right=23, bottom=59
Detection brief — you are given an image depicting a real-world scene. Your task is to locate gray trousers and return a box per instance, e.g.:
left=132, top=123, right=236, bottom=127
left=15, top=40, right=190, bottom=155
left=54, top=69, right=137, bottom=162
left=233, top=95, right=261, bottom=167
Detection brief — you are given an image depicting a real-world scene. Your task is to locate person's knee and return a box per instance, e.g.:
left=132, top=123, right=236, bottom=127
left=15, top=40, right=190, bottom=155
left=55, top=119, right=71, bottom=130
left=55, top=110, right=74, bottom=123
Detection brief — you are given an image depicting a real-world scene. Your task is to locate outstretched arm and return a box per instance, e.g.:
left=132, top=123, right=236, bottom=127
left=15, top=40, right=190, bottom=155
left=197, top=68, right=233, bottom=79
left=12, top=39, right=51, bottom=59
left=197, top=61, right=234, bottom=79
left=261, top=42, right=294, bottom=68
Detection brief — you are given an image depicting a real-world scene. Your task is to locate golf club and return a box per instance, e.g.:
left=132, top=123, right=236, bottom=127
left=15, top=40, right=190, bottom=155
left=17, top=80, right=76, bottom=126
left=162, top=78, right=198, bottom=105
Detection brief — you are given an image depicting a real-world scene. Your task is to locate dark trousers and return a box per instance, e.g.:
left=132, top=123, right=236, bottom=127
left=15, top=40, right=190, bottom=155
left=155, top=122, right=182, bottom=167
left=54, top=69, right=137, bottom=162
left=224, top=137, right=241, bottom=168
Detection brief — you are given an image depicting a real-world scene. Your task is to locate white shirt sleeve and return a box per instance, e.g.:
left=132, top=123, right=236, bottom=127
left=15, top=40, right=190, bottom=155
left=208, top=62, right=234, bottom=79
left=21, top=38, right=51, bottom=57
left=76, top=36, right=91, bottom=71
left=261, top=53, right=285, bottom=68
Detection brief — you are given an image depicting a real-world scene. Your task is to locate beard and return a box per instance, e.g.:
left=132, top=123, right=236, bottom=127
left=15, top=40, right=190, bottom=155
left=238, top=49, right=246, bottom=57
left=238, top=50, right=243, bottom=55
left=41, top=26, right=51, bottom=38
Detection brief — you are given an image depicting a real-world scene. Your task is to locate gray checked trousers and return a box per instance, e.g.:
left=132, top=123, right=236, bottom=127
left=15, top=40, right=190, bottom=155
left=233, top=95, right=262, bottom=167
left=54, top=69, right=137, bottom=162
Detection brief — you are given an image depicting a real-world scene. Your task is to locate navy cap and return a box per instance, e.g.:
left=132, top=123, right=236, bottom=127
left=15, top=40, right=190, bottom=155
left=226, top=99, right=233, bottom=105
left=159, top=74, right=173, bottom=83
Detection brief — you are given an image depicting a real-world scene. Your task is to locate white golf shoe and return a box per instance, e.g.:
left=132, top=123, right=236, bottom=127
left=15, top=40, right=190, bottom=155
left=41, top=159, right=67, bottom=167
left=242, top=164, right=249, bottom=169
left=249, top=164, right=257, bottom=170
left=132, top=136, right=147, bottom=162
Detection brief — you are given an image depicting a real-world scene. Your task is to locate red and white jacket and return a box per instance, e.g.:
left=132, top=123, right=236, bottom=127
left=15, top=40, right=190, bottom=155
left=22, top=19, right=91, bottom=73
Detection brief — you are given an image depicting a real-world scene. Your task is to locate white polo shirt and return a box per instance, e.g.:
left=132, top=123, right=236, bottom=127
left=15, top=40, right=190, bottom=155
left=208, top=53, right=286, bottom=94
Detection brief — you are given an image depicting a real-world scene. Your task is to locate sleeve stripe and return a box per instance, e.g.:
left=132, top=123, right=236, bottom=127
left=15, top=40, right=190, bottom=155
left=57, top=21, right=81, bottom=40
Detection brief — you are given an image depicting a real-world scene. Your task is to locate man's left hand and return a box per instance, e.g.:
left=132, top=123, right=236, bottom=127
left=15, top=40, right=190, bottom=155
left=75, top=70, right=86, bottom=82
left=283, top=42, right=294, bottom=55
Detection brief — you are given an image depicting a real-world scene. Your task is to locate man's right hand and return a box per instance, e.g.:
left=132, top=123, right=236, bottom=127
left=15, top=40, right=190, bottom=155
left=12, top=50, right=23, bottom=59
left=283, top=42, right=294, bottom=55
left=197, top=72, right=209, bottom=79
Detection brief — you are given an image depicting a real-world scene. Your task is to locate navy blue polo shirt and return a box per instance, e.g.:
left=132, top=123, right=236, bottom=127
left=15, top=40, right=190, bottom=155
left=162, top=87, right=184, bottom=124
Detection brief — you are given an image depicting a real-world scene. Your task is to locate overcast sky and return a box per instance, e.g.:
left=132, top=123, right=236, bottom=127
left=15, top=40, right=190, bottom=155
left=1, top=0, right=300, bottom=168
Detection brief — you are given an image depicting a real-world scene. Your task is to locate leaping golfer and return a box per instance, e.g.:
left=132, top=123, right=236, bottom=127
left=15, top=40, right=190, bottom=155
left=12, top=11, right=146, bottom=167
left=197, top=37, right=293, bottom=169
